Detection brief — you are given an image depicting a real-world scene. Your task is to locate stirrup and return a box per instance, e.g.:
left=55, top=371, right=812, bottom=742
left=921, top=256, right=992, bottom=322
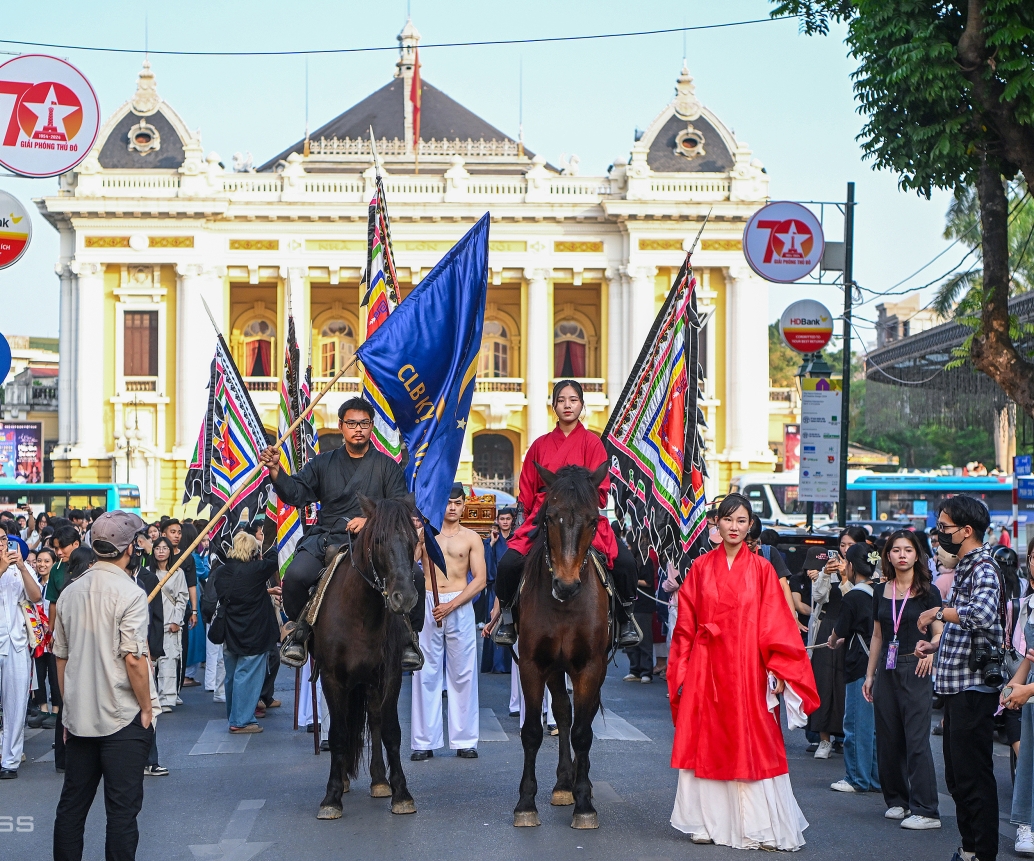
left=492, top=607, right=517, bottom=646
left=617, top=604, right=642, bottom=648
left=402, top=637, right=425, bottom=672
left=280, top=621, right=310, bottom=669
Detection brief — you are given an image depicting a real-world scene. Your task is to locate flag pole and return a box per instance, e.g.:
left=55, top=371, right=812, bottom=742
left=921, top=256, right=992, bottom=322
left=147, top=352, right=360, bottom=603
left=688, top=207, right=712, bottom=256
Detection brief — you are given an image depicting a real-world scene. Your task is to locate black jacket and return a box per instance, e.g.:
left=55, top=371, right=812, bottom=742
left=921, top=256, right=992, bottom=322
left=215, top=557, right=280, bottom=656
left=134, top=568, right=165, bottom=660
left=272, top=446, right=407, bottom=558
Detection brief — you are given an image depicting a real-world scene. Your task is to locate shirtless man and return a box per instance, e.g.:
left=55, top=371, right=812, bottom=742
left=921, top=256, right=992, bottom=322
left=410, top=484, right=487, bottom=761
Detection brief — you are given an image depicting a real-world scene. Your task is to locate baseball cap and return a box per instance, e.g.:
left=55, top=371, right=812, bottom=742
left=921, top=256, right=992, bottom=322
left=803, top=546, right=829, bottom=572
left=91, top=510, right=147, bottom=557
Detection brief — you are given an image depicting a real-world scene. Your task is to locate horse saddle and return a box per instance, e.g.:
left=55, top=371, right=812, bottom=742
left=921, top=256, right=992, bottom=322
left=304, top=544, right=350, bottom=628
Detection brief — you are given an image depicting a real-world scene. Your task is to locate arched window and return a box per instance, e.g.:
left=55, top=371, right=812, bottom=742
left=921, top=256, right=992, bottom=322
left=242, top=318, right=276, bottom=377
left=554, top=320, right=587, bottom=377
left=318, top=319, right=356, bottom=377
left=479, top=319, right=509, bottom=378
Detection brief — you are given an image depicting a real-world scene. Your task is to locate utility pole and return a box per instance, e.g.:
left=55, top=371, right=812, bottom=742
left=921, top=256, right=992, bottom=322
left=838, top=182, right=856, bottom=528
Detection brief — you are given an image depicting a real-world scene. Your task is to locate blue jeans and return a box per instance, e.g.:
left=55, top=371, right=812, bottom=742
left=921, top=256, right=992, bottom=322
left=223, top=651, right=266, bottom=728
left=844, top=677, right=880, bottom=791
left=1012, top=699, right=1034, bottom=825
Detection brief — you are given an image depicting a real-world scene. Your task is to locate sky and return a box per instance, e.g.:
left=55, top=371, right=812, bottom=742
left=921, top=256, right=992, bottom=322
left=0, top=0, right=958, bottom=350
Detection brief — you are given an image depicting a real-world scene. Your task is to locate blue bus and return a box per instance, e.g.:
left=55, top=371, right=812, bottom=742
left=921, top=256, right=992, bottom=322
left=0, top=483, right=142, bottom=518
left=733, top=471, right=1020, bottom=529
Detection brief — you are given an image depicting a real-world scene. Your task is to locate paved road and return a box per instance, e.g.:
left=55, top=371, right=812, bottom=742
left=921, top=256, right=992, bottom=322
left=4, top=649, right=1019, bottom=860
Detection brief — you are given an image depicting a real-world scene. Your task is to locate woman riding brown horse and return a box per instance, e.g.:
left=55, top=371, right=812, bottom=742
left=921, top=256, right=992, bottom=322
left=312, top=495, right=420, bottom=820
left=509, top=461, right=612, bottom=830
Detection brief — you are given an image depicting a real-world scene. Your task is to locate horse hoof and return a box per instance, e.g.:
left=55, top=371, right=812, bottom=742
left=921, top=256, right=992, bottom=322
left=371, top=783, right=392, bottom=798
left=317, top=806, right=342, bottom=820
left=551, top=790, right=575, bottom=806
left=514, top=811, right=541, bottom=827
left=391, top=799, right=417, bottom=815
left=571, top=812, right=599, bottom=830
left=342, top=780, right=350, bottom=794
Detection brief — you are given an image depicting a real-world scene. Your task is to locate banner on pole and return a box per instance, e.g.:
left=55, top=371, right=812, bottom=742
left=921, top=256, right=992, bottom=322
left=799, top=378, right=841, bottom=503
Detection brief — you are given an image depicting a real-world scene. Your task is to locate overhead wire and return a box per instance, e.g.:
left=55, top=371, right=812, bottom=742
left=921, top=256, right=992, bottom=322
left=0, top=16, right=796, bottom=57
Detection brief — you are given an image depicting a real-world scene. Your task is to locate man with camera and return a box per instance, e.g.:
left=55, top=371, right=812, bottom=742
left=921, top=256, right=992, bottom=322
left=918, top=496, right=1003, bottom=861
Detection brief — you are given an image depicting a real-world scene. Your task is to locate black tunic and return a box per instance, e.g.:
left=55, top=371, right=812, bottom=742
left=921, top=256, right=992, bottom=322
left=271, top=446, right=408, bottom=558
left=215, top=557, right=280, bottom=656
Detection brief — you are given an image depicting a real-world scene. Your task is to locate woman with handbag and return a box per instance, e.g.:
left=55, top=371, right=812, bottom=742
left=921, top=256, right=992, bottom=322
left=214, top=531, right=279, bottom=733
left=0, top=544, right=42, bottom=778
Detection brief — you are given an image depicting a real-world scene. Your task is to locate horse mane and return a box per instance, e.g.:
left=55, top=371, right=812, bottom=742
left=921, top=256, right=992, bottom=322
left=526, top=465, right=598, bottom=577
left=356, top=496, right=417, bottom=556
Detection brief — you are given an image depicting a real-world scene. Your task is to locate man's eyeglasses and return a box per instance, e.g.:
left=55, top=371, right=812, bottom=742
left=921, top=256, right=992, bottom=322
left=342, top=419, right=372, bottom=429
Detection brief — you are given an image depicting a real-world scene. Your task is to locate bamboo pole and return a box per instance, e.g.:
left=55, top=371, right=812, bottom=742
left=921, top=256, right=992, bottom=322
left=146, top=353, right=360, bottom=603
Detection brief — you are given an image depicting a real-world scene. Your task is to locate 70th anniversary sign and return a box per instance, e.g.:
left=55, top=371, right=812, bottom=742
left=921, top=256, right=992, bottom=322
left=0, top=54, right=100, bottom=178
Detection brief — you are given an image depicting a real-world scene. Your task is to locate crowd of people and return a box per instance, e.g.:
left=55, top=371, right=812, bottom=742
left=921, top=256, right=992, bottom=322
left=0, top=402, right=1026, bottom=861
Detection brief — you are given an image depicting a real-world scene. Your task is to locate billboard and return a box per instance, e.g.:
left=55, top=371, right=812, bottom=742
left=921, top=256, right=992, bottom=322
left=798, top=378, right=842, bottom=503
left=0, top=422, right=43, bottom=483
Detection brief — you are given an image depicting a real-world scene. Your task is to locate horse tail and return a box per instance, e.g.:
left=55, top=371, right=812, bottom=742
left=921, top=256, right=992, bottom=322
left=340, top=685, right=369, bottom=781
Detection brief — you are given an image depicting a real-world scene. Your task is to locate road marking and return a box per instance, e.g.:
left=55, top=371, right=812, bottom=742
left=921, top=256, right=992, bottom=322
left=35, top=748, right=55, bottom=762
left=592, top=710, right=650, bottom=741
left=592, top=780, right=624, bottom=802
left=189, top=719, right=252, bottom=755
left=189, top=799, right=272, bottom=861
left=23, top=728, right=43, bottom=741
left=479, top=708, right=509, bottom=741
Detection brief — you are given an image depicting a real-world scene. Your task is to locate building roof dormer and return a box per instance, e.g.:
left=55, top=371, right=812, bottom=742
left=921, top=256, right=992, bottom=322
left=85, top=60, right=198, bottom=171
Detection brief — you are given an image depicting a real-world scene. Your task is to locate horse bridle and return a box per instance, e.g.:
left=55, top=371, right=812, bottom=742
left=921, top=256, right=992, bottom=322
left=541, top=508, right=595, bottom=603
left=345, top=529, right=390, bottom=607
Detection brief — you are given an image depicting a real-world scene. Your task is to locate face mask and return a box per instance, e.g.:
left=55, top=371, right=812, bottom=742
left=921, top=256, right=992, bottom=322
left=936, top=544, right=959, bottom=570
left=936, top=527, right=964, bottom=556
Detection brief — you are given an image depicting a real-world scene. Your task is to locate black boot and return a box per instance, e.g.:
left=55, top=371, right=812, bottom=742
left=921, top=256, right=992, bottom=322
left=492, top=607, right=517, bottom=646
left=402, top=632, right=425, bottom=672
left=280, top=619, right=311, bottom=668
left=617, top=602, right=642, bottom=648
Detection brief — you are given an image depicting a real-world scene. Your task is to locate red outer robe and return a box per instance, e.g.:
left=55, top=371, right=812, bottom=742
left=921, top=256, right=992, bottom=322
left=667, top=544, right=820, bottom=781
left=505, top=422, right=618, bottom=568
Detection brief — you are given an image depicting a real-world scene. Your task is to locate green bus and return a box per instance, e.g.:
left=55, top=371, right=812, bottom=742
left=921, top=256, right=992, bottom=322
left=0, top=483, right=142, bottom=517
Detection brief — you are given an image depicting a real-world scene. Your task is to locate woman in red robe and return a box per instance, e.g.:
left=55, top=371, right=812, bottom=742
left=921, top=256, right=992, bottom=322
left=491, top=379, right=640, bottom=647
left=668, top=493, right=820, bottom=850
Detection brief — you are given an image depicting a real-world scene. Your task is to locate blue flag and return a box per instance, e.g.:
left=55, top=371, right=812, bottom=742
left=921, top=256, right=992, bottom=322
left=356, top=213, right=489, bottom=532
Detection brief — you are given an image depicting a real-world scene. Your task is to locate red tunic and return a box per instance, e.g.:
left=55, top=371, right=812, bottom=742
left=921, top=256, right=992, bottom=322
left=506, top=422, right=618, bottom=568
left=667, top=544, right=819, bottom=781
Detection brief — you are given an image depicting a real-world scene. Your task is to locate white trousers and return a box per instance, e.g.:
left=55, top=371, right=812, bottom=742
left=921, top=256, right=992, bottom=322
left=510, top=641, right=555, bottom=727
left=411, top=591, right=479, bottom=750
left=204, top=624, right=225, bottom=699
left=297, top=661, right=331, bottom=742
left=0, top=646, right=31, bottom=770
left=157, top=629, right=181, bottom=707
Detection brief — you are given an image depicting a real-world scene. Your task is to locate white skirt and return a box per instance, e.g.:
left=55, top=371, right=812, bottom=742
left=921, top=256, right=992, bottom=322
left=670, top=769, right=808, bottom=851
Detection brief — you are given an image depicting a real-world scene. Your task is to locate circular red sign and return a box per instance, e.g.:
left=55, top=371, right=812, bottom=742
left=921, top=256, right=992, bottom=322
left=743, top=201, right=825, bottom=283
left=779, top=299, right=834, bottom=354
left=0, top=190, right=31, bottom=270
left=0, top=54, right=100, bottom=178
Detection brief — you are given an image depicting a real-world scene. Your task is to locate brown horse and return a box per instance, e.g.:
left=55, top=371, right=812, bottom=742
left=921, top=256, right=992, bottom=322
left=513, top=462, right=611, bottom=830
left=311, top=496, right=419, bottom=820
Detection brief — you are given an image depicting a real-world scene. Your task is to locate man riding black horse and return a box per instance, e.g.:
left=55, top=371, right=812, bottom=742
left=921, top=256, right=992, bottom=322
left=259, top=397, right=425, bottom=671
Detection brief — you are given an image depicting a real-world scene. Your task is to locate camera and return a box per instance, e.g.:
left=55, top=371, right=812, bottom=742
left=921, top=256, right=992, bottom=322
left=969, top=635, right=1006, bottom=687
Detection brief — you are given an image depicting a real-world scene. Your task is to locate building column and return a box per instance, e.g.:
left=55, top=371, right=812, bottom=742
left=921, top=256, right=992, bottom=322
left=627, top=265, right=657, bottom=372
left=525, top=267, right=552, bottom=445
left=56, top=261, right=77, bottom=448
left=71, top=261, right=106, bottom=462
left=724, top=266, right=773, bottom=466
left=175, top=264, right=225, bottom=458
left=605, top=267, right=626, bottom=406
left=284, top=266, right=310, bottom=363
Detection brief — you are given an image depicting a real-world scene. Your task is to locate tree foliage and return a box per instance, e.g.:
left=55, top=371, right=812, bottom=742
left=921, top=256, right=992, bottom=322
left=772, top=0, right=1034, bottom=417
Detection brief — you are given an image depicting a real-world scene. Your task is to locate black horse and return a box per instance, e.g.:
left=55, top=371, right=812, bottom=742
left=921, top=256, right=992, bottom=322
left=312, top=496, right=419, bottom=820
left=513, top=462, right=611, bottom=829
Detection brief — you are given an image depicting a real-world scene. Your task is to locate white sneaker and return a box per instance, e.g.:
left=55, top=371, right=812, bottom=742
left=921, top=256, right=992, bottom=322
left=1016, top=825, right=1034, bottom=855
left=901, top=815, right=940, bottom=830
left=623, top=673, right=638, bottom=682
left=213, top=696, right=226, bottom=703
left=814, top=740, right=833, bottom=759
left=175, top=696, right=183, bottom=705
left=884, top=806, right=910, bottom=820
left=830, top=779, right=857, bottom=793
